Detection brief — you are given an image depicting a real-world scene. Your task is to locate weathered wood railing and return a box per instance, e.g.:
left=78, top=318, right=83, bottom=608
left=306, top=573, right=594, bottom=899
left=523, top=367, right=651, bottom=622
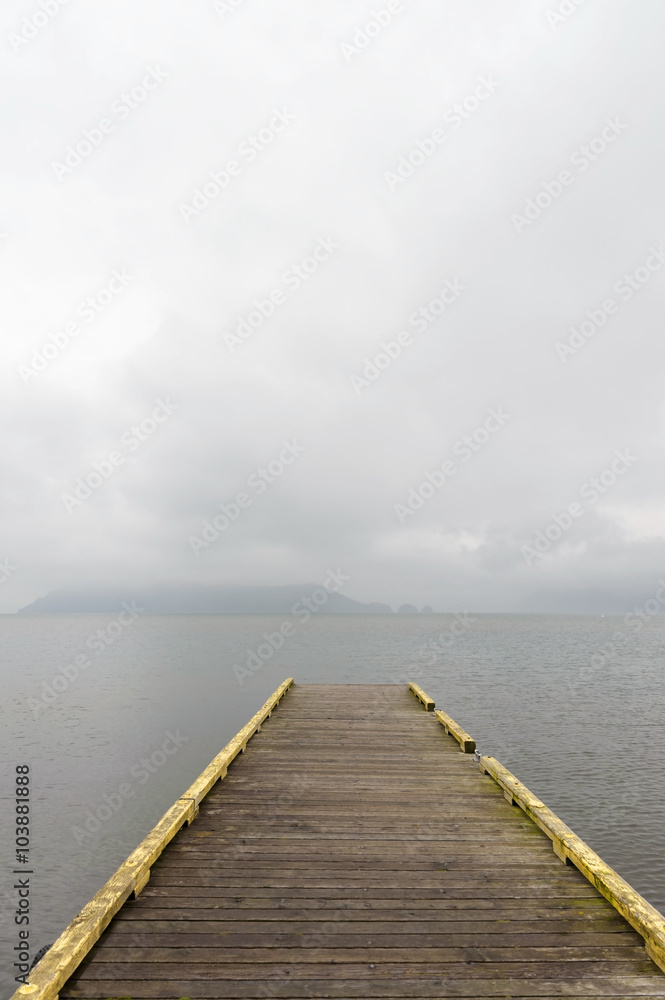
left=409, top=681, right=665, bottom=973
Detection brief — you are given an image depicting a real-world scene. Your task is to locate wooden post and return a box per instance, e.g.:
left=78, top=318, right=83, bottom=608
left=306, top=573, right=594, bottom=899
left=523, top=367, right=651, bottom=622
left=408, top=681, right=435, bottom=710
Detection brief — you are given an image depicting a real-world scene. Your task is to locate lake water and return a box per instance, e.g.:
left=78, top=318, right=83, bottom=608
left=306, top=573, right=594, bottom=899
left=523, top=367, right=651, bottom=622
left=1, top=612, right=664, bottom=998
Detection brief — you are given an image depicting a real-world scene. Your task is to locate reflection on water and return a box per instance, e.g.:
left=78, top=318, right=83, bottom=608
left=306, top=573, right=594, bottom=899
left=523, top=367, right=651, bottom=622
left=1, top=612, right=664, bottom=997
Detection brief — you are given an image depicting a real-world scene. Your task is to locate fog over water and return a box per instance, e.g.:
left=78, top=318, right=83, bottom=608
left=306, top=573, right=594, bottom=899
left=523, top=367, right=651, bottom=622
left=2, top=1, right=665, bottom=613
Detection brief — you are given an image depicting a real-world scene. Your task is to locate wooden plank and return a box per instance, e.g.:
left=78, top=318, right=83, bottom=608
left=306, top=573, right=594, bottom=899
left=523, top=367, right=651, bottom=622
left=97, top=930, right=644, bottom=948
left=57, top=981, right=665, bottom=998
left=408, top=681, right=435, bottom=710
left=178, top=677, right=293, bottom=809
left=34, top=682, right=665, bottom=1000
left=157, top=856, right=561, bottom=868
left=478, top=754, right=665, bottom=973
left=135, top=884, right=605, bottom=898
left=58, top=984, right=665, bottom=999
left=145, top=877, right=604, bottom=890
left=10, top=797, right=195, bottom=1000
left=127, top=895, right=614, bottom=912
left=71, top=944, right=653, bottom=964
left=10, top=677, right=294, bottom=1000
left=167, top=832, right=549, bottom=843
left=109, top=917, right=632, bottom=934
left=64, top=958, right=662, bottom=979
left=435, top=707, right=477, bottom=753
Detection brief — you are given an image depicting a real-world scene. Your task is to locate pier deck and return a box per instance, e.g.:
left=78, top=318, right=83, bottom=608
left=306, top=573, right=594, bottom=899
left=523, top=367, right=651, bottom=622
left=18, top=681, right=665, bottom=998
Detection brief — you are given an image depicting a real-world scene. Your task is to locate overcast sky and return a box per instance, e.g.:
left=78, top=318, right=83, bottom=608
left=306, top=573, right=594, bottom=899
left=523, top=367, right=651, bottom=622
left=1, top=0, right=664, bottom=613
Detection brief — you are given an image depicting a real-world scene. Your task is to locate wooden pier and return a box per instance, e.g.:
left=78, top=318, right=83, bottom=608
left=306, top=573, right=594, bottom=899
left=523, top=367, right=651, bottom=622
left=14, top=679, right=665, bottom=999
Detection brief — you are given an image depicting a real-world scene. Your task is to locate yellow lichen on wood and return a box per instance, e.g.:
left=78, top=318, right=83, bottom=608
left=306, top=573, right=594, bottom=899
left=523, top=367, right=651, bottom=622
left=479, top=754, right=665, bottom=974
left=408, top=682, right=435, bottom=711
left=434, top=708, right=476, bottom=753
left=11, top=677, right=295, bottom=1000
left=180, top=676, right=294, bottom=806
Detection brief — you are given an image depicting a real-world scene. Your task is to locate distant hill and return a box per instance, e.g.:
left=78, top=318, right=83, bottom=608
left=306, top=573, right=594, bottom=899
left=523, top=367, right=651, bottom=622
left=17, top=584, right=393, bottom=615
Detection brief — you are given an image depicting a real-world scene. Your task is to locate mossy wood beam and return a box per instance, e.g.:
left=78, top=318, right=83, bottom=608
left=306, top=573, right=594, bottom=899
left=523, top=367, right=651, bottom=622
left=12, top=677, right=295, bottom=1000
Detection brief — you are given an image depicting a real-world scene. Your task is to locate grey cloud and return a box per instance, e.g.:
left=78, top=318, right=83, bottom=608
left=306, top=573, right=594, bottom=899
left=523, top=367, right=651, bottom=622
left=2, top=0, right=665, bottom=613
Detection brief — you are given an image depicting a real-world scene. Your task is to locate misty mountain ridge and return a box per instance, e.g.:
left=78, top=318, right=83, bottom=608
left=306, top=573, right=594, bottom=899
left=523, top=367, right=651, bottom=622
left=17, top=583, right=396, bottom=615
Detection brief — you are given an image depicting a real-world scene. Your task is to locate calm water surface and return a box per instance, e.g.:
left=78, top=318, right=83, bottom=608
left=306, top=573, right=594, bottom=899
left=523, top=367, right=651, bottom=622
left=1, top=613, right=664, bottom=997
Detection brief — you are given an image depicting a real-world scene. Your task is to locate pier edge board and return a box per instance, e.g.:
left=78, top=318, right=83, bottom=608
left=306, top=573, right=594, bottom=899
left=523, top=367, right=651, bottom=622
left=11, top=677, right=294, bottom=1000
left=434, top=708, right=476, bottom=753
left=408, top=681, right=435, bottom=711
left=478, top=752, right=665, bottom=974
left=409, top=680, right=665, bottom=974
